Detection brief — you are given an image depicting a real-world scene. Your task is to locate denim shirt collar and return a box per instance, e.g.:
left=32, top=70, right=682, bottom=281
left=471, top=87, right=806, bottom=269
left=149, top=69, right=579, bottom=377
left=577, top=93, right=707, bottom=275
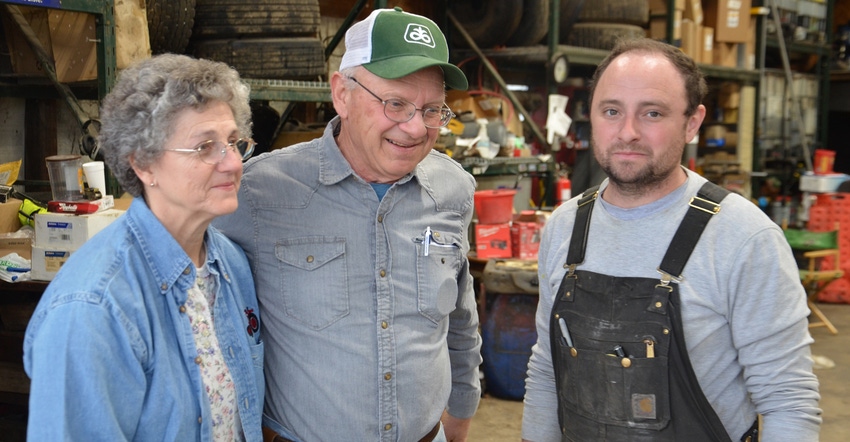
left=125, top=197, right=223, bottom=299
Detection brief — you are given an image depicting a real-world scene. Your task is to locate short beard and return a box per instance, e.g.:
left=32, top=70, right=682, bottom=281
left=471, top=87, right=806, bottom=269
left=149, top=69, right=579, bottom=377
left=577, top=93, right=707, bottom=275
left=594, top=141, right=679, bottom=196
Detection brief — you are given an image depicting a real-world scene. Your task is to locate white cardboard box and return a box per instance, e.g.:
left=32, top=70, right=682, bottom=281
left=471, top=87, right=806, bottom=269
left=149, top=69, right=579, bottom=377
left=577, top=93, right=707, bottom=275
left=799, top=173, right=850, bottom=193
left=33, top=209, right=124, bottom=249
left=30, top=246, right=74, bottom=281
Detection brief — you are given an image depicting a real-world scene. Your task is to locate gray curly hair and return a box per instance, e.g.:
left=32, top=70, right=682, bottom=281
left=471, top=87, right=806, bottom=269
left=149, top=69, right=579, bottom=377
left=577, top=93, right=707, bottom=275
left=98, top=54, right=252, bottom=197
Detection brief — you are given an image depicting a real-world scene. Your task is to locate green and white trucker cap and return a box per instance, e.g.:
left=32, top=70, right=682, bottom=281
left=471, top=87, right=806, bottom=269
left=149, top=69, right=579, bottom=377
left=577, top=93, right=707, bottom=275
left=339, top=7, right=468, bottom=90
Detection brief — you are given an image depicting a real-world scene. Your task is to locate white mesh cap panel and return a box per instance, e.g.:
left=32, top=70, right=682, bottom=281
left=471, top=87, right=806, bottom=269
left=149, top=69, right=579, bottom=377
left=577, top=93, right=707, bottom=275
left=338, top=10, right=381, bottom=71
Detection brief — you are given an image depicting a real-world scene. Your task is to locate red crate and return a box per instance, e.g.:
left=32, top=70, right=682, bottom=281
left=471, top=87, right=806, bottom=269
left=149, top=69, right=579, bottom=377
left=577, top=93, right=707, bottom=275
left=806, top=193, right=850, bottom=303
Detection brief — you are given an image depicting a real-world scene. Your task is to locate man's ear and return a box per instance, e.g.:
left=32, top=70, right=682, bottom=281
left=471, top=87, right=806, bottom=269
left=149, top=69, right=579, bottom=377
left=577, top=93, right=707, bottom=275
left=330, top=72, right=350, bottom=120
left=687, top=104, right=707, bottom=142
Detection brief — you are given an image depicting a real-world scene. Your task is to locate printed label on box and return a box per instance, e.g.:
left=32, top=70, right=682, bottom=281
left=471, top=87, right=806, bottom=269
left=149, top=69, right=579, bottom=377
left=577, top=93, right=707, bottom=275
left=45, top=221, right=74, bottom=245
left=44, top=250, right=71, bottom=272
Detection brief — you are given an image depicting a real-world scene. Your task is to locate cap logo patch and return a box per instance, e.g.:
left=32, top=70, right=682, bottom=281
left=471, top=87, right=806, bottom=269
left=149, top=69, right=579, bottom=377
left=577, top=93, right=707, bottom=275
left=404, top=23, right=435, bottom=48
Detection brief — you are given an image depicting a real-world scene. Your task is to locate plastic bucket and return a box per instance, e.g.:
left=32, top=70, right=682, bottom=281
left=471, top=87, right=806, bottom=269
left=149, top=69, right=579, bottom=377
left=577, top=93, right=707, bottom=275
left=474, top=189, right=516, bottom=224
left=814, top=149, right=836, bottom=175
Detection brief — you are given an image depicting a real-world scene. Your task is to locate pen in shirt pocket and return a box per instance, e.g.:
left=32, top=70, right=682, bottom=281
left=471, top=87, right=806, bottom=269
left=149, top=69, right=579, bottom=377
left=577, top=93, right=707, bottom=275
left=416, top=226, right=458, bottom=256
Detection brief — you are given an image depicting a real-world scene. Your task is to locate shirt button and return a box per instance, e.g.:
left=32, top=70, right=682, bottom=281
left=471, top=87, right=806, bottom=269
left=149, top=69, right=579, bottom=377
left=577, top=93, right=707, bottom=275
left=380, top=269, right=386, bottom=277
left=655, top=301, right=663, bottom=308
left=377, top=215, right=383, bottom=223
left=384, top=424, right=392, bottom=431
left=381, top=321, right=388, bottom=329
left=198, top=416, right=203, bottom=424
left=307, top=255, right=314, bottom=263
left=194, top=356, right=202, bottom=365
left=161, top=283, right=167, bottom=290
left=384, top=372, right=392, bottom=380
left=179, top=305, right=187, bottom=313
left=183, top=267, right=191, bottom=275
left=434, top=231, right=441, bottom=238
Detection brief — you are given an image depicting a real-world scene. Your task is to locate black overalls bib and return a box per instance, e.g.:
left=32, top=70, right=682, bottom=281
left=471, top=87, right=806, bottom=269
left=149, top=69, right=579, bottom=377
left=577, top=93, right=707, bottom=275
left=549, top=183, right=758, bottom=441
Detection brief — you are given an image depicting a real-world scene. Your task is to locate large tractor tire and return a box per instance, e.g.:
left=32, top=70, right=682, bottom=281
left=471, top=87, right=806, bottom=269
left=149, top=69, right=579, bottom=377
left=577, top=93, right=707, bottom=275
left=567, top=23, right=646, bottom=51
left=449, top=0, right=524, bottom=48
left=505, top=0, right=549, bottom=47
left=193, top=37, right=325, bottom=79
left=192, top=0, right=320, bottom=39
left=579, top=0, right=650, bottom=26
left=146, top=0, right=196, bottom=55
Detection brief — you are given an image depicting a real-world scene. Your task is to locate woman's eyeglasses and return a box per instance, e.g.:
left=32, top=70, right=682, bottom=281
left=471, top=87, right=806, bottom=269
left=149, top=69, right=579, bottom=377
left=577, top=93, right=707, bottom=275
left=165, top=138, right=256, bottom=165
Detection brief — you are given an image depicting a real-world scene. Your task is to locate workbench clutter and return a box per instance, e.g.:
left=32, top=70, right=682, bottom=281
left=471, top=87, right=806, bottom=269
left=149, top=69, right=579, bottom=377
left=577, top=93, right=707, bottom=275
left=0, top=198, right=33, bottom=283
left=45, top=155, right=113, bottom=214
left=473, top=189, right=547, bottom=260
left=441, top=90, right=529, bottom=160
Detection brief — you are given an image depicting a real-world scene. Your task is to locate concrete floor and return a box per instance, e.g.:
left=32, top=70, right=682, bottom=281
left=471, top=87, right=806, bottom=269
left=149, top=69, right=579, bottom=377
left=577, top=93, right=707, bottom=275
left=468, top=302, right=850, bottom=441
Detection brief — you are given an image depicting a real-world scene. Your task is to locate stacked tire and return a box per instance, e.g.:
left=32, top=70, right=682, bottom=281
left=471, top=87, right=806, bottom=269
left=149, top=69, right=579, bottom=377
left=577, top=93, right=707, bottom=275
left=189, top=0, right=325, bottom=80
left=564, top=0, right=649, bottom=50
left=450, top=0, right=649, bottom=50
left=449, top=0, right=553, bottom=48
left=146, top=0, right=196, bottom=55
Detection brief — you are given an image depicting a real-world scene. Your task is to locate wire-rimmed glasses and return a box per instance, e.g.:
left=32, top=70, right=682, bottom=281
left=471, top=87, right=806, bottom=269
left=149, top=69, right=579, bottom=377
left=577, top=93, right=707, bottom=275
left=165, top=138, right=256, bottom=165
left=347, top=76, right=456, bottom=128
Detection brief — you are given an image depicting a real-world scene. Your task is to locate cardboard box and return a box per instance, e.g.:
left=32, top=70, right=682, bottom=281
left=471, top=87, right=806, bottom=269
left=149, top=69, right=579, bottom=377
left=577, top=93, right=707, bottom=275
left=713, top=42, right=738, bottom=67
left=510, top=211, right=543, bottom=260
left=718, top=82, right=741, bottom=108
left=0, top=198, right=32, bottom=260
left=681, top=19, right=700, bottom=60
left=34, top=209, right=124, bottom=249
left=703, top=0, right=752, bottom=43
left=650, top=10, right=682, bottom=43
left=475, top=223, right=512, bottom=259
left=447, top=90, right=502, bottom=120
left=30, top=246, right=73, bottom=281
left=701, top=26, right=715, bottom=64
left=800, top=173, right=850, bottom=193
left=684, top=0, right=703, bottom=25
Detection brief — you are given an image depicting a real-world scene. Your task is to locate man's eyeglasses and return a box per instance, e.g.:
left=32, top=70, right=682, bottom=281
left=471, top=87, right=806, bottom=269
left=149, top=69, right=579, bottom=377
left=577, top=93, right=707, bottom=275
left=347, top=76, right=455, bottom=128
left=165, top=138, right=256, bottom=165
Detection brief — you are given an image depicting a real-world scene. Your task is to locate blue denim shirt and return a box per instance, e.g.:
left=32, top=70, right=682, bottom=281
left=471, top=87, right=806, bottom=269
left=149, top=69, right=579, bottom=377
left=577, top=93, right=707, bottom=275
left=214, top=117, right=483, bottom=442
left=24, top=198, right=264, bottom=441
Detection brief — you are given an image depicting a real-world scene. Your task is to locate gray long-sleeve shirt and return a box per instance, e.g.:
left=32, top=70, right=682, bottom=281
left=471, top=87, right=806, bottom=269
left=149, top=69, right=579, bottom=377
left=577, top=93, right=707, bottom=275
left=523, top=169, right=821, bottom=441
left=214, top=117, right=482, bottom=442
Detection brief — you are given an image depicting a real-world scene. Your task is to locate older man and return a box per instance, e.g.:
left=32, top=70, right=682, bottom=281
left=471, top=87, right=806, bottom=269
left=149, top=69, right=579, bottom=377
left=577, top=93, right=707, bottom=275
left=215, top=7, right=481, bottom=442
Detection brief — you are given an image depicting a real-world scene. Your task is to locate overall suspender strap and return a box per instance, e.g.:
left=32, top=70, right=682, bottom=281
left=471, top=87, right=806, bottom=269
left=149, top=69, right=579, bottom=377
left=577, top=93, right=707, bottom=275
left=565, top=186, right=600, bottom=268
left=657, top=182, right=730, bottom=281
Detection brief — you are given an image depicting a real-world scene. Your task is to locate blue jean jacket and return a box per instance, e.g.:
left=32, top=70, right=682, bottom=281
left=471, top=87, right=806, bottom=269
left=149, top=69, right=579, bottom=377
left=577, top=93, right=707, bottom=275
left=24, top=198, right=264, bottom=441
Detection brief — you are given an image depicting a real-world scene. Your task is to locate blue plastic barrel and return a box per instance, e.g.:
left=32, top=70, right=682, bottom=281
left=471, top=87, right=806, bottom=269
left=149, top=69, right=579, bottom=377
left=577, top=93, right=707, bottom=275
left=480, top=259, right=538, bottom=400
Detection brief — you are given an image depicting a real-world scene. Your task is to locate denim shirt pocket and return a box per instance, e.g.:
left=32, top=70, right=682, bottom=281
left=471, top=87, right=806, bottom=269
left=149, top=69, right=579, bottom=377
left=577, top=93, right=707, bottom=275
left=275, top=237, right=349, bottom=330
left=415, top=230, right=462, bottom=324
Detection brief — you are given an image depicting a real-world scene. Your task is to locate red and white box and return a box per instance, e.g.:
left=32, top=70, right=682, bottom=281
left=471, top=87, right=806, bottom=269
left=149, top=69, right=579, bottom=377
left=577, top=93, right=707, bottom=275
left=475, top=223, right=512, bottom=259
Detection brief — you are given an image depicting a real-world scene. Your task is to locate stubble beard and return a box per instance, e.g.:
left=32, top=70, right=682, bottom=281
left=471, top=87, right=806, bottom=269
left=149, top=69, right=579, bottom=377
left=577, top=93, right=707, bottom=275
left=593, top=138, right=684, bottom=196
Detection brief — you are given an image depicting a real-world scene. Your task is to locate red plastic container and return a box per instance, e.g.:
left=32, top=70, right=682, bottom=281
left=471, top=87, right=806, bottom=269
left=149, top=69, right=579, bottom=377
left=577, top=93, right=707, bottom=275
left=814, top=149, right=836, bottom=175
left=474, top=189, right=516, bottom=224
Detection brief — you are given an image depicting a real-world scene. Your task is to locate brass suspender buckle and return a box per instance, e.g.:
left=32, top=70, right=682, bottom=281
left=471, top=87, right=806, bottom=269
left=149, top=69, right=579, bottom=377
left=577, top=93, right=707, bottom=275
left=655, top=268, right=682, bottom=290
left=689, top=195, right=721, bottom=215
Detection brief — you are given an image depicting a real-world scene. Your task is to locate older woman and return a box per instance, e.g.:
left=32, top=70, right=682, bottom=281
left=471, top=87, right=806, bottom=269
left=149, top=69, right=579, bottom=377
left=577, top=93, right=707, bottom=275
left=23, top=54, right=263, bottom=441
